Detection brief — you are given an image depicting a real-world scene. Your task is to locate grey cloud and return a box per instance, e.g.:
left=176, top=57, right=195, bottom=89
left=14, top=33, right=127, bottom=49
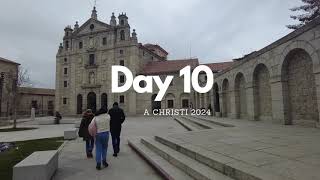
left=0, top=0, right=302, bottom=88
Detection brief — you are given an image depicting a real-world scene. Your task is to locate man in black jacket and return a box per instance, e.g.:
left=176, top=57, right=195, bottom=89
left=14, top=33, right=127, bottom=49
left=108, top=102, right=125, bottom=157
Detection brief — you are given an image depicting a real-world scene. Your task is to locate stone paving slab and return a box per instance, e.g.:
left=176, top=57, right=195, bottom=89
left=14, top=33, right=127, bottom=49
left=54, top=116, right=187, bottom=180
left=164, top=116, right=320, bottom=180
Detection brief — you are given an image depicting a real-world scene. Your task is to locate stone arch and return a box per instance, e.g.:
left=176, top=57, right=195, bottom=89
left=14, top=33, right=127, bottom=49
left=280, top=41, right=319, bottom=69
left=253, top=63, right=272, bottom=120
left=235, top=72, right=247, bottom=119
left=213, top=83, right=220, bottom=113
left=165, top=93, right=175, bottom=109
left=180, top=93, right=190, bottom=108
left=101, top=93, right=108, bottom=109
left=77, top=94, right=83, bottom=114
left=87, top=92, right=97, bottom=113
left=281, top=48, right=319, bottom=124
left=222, top=79, right=231, bottom=117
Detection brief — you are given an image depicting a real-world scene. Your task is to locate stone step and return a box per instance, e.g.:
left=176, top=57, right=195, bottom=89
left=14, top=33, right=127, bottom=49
left=191, top=116, right=235, bottom=127
left=128, top=138, right=194, bottom=180
left=155, top=135, right=289, bottom=180
left=181, top=116, right=217, bottom=129
left=179, top=116, right=209, bottom=130
left=141, top=137, right=233, bottom=180
left=173, top=117, right=197, bottom=131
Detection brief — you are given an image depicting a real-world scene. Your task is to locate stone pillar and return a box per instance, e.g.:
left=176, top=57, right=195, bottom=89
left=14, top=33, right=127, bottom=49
left=128, top=91, right=136, bottom=115
left=31, top=108, right=35, bottom=121
left=270, top=77, right=286, bottom=124
left=108, top=92, right=114, bottom=109
left=245, top=82, right=255, bottom=121
left=229, top=90, right=237, bottom=118
left=96, top=93, right=101, bottom=111
left=220, top=92, right=226, bottom=117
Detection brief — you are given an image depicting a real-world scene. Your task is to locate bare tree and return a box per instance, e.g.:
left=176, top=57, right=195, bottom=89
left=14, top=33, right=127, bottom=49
left=5, top=67, right=32, bottom=128
left=288, top=0, right=320, bottom=29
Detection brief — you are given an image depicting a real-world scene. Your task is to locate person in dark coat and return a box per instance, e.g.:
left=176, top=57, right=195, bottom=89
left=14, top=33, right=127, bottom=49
left=108, top=102, right=125, bottom=157
left=78, top=109, right=95, bottom=158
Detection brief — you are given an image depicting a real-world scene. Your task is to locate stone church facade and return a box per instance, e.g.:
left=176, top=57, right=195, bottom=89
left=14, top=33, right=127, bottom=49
left=55, top=7, right=230, bottom=116
left=211, top=18, right=320, bottom=127
left=56, top=7, right=320, bottom=125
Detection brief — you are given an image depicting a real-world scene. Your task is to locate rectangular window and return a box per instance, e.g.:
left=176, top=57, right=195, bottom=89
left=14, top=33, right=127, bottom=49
left=102, top=37, right=107, bottom=45
left=64, top=58, right=67, bottom=63
left=120, top=95, right=125, bottom=103
left=79, top=41, right=83, bottom=49
left=120, top=75, right=125, bottom=83
left=89, top=54, right=95, bottom=65
left=120, top=60, right=124, bottom=66
left=64, top=68, right=68, bottom=75
left=63, top=98, right=67, bottom=105
left=120, top=49, right=123, bottom=55
left=168, top=100, right=174, bottom=108
left=182, top=99, right=189, bottom=108
left=64, top=81, right=68, bottom=87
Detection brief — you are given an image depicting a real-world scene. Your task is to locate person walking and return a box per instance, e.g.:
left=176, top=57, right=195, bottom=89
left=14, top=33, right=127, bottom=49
left=78, top=109, right=95, bottom=158
left=108, top=102, right=126, bottom=157
left=89, top=108, right=110, bottom=170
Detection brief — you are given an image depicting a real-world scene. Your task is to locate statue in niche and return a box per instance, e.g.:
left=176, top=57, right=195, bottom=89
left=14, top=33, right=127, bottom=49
left=89, top=37, right=94, bottom=48
left=89, top=72, right=95, bottom=84
left=78, top=57, right=83, bottom=65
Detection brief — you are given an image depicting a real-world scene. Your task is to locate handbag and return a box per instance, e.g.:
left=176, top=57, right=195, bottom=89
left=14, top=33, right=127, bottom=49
left=88, top=118, right=97, bottom=137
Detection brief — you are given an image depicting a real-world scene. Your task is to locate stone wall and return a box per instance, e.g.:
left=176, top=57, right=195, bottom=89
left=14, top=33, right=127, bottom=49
left=213, top=18, right=320, bottom=127
left=0, top=61, right=18, bottom=118
left=18, top=87, right=55, bottom=116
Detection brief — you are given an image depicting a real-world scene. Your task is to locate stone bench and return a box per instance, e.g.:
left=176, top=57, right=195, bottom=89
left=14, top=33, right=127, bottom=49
left=64, top=128, right=78, bottom=140
left=13, top=150, right=58, bottom=180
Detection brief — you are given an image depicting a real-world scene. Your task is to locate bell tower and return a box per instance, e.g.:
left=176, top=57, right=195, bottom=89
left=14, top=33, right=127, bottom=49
left=117, top=13, right=130, bottom=42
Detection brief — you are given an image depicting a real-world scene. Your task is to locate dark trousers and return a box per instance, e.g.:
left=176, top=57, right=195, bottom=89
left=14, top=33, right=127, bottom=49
left=85, top=138, right=94, bottom=153
left=111, top=129, right=121, bottom=154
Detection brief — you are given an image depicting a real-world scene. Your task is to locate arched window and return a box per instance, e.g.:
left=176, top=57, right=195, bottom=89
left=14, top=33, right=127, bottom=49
left=120, top=30, right=125, bottom=41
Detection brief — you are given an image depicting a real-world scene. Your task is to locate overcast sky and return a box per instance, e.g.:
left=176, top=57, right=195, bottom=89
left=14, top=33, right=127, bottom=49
left=0, top=0, right=302, bottom=88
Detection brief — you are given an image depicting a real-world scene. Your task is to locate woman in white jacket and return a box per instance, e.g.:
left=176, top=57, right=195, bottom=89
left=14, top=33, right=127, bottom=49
left=91, top=108, right=110, bottom=170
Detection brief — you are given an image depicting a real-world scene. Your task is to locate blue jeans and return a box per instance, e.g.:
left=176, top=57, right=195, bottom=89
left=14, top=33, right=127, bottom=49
left=86, top=138, right=94, bottom=153
left=95, top=131, right=109, bottom=164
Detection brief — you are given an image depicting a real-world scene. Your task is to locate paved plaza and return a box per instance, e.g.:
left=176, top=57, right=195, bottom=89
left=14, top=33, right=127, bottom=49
left=156, top=117, right=320, bottom=180
left=2, top=116, right=320, bottom=180
left=53, top=116, right=187, bottom=180
left=0, top=117, right=75, bottom=142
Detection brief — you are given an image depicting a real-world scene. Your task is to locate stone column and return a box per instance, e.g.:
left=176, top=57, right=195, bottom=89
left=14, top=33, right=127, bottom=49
left=31, top=108, right=35, bottom=121
left=108, top=91, right=114, bottom=109
left=128, top=91, right=136, bottom=115
left=270, top=77, right=286, bottom=124
left=245, top=82, right=255, bottom=121
left=220, top=91, right=226, bottom=117
left=229, top=90, right=237, bottom=118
